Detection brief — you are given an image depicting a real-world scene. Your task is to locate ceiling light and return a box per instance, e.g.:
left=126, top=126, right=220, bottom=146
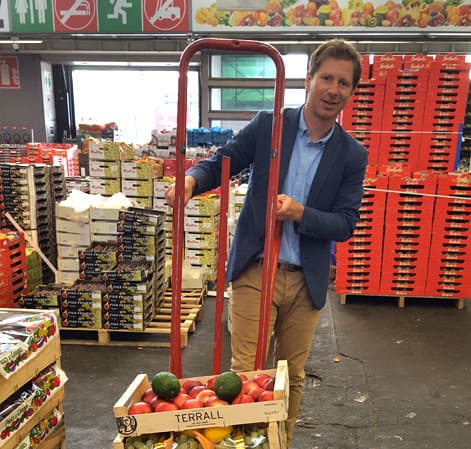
left=0, top=39, right=43, bottom=44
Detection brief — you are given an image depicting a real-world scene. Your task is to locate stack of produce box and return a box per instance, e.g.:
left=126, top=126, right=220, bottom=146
left=114, top=207, right=166, bottom=317
left=152, top=177, right=174, bottom=258
left=229, top=183, right=247, bottom=246
left=380, top=172, right=437, bottom=296
left=55, top=200, right=91, bottom=284
left=101, top=261, right=156, bottom=331
left=88, top=142, right=134, bottom=196
left=121, top=158, right=163, bottom=209
left=59, top=282, right=103, bottom=329
left=184, top=195, right=220, bottom=283
left=113, top=360, right=289, bottom=449
left=18, top=283, right=62, bottom=312
left=419, top=55, right=471, bottom=173
left=0, top=309, right=66, bottom=449
left=55, top=192, right=132, bottom=284
left=90, top=205, right=122, bottom=243
left=0, top=163, right=65, bottom=284
left=425, top=172, right=471, bottom=298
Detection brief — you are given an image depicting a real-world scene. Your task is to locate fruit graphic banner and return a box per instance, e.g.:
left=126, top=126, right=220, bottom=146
left=1, top=0, right=470, bottom=33
left=192, top=0, right=471, bottom=32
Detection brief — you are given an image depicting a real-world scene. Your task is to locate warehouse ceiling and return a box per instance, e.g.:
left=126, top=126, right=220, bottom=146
left=1, top=30, right=471, bottom=64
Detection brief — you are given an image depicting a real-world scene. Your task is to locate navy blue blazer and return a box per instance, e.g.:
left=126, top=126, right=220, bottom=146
left=187, top=106, right=368, bottom=310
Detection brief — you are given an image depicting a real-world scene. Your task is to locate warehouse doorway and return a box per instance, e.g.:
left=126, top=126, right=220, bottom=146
left=71, top=67, right=200, bottom=145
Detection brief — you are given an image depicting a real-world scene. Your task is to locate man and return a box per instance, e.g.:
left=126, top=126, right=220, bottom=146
left=166, top=39, right=368, bottom=446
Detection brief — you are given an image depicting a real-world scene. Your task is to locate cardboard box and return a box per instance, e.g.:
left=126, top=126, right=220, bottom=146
left=122, top=179, right=153, bottom=197
left=89, top=159, right=121, bottom=178
left=184, top=215, right=219, bottom=233
left=55, top=203, right=90, bottom=223
left=153, top=177, right=175, bottom=197
left=91, top=220, right=120, bottom=235
left=121, top=159, right=163, bottom=179
left=113, top=360, right=288, bottom=436
left=56, top=218, right=90, bottom=235
left=89, top=142, right=135, bottom=161
left=186, top=195, right=220, bottom=216
left=91, top=207, right=123, bottom=221
left=56, top=231, right=91, bottom=247
left=185, top=232, right=218, bottom=249
left=89, top=178, right=121, bottom=196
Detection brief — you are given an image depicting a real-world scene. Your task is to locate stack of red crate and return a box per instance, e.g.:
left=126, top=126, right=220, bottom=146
left=335, top=170, right=388, bottom=295
left=0, top=230, right=27, bottom=307
left=378, top=68, right=429, bottom=169
left=0, top=168, right=6, bottom=228
left=340, top=78, right=385, bottom=166
left=425, top=173, right=471, bottom=298
left=380, top=172, right=437, bottom=296
left=419, top=55, right=471, bottom=173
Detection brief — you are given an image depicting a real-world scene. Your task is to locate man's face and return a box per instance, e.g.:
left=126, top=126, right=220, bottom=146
left=304, top=57, right=355, bottom=123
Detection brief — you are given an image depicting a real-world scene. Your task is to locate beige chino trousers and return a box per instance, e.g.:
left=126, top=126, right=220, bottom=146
left=230, top=263, right=320, bottom=447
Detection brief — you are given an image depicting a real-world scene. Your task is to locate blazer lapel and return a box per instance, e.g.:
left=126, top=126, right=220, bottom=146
left=278, top=107, right=302, bottom=190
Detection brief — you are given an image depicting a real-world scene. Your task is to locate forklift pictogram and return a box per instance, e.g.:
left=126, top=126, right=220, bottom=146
left=60, top=0, right=91, bottom=25
left=150, top=0, right=180, bottom=22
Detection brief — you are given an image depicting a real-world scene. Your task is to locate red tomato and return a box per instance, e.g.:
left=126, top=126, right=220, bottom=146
left=128, top=401, right=152, bottom=415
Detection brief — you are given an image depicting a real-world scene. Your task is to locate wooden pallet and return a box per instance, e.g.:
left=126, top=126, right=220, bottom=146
left=59, top=288, right=205, bottom=348
left=163, top=286, right=207, bottom=305
left=339, top=293, right=466, bottom=309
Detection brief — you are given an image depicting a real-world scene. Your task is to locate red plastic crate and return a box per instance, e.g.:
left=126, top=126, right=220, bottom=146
left=371, top=54, right=403, bottom=79
left=403, top=54, right=434, bottom=70
left=0, top=231, right=27, bottom=305
left=163, top=159, right=197, bottom=177
left=335, top=276, right=382, bottom=296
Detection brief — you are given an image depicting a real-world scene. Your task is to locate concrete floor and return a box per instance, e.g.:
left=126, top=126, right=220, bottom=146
left=60, top=286, right=471, bottom=449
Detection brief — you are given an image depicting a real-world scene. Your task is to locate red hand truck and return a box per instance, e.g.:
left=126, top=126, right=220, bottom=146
left=170, top=38, right=286, bottom=378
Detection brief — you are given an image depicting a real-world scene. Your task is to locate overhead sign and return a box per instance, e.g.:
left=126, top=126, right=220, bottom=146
left=192, top=0, right=471, bottom=32
left=53, top=0, right=98, bottom=32
left=0, top=0, right=10, bottom=31
left=142, top=0, right=188, bottom=31
left=98, top=0, right=142, bottom=32
left=11, top=0, right=54, bottom=32
left=0, top=56, right=20, bottom=89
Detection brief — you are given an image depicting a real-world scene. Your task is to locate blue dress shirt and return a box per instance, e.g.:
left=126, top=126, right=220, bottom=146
left=279, top=111, right=334, bottom=266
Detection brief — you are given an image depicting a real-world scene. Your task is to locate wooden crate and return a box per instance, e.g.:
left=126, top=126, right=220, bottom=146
left=112, top=421, right=286, bottom=449
left=113, top=360, right=288, bottom=437
left=2, top=388, right=65, bottom=449
left=0, top=325, right=61, bottom=404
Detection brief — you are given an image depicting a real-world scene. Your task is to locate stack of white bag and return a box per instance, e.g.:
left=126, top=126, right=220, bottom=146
left=55, top=190, right=133, bottom=284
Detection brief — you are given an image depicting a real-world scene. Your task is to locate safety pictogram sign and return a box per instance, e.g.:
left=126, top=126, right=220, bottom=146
left=53, top=0, right=97, bottom=32
left=0, top=0, right=10, bottom=32
left=98, top=0, right=142, bottom=33
left=0, top=57, right=20, bottom=89
left=142, top=0, right=188, bottom=32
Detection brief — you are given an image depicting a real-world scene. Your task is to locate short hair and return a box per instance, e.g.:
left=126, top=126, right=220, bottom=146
left=308, top=39, right=362, bottom=89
